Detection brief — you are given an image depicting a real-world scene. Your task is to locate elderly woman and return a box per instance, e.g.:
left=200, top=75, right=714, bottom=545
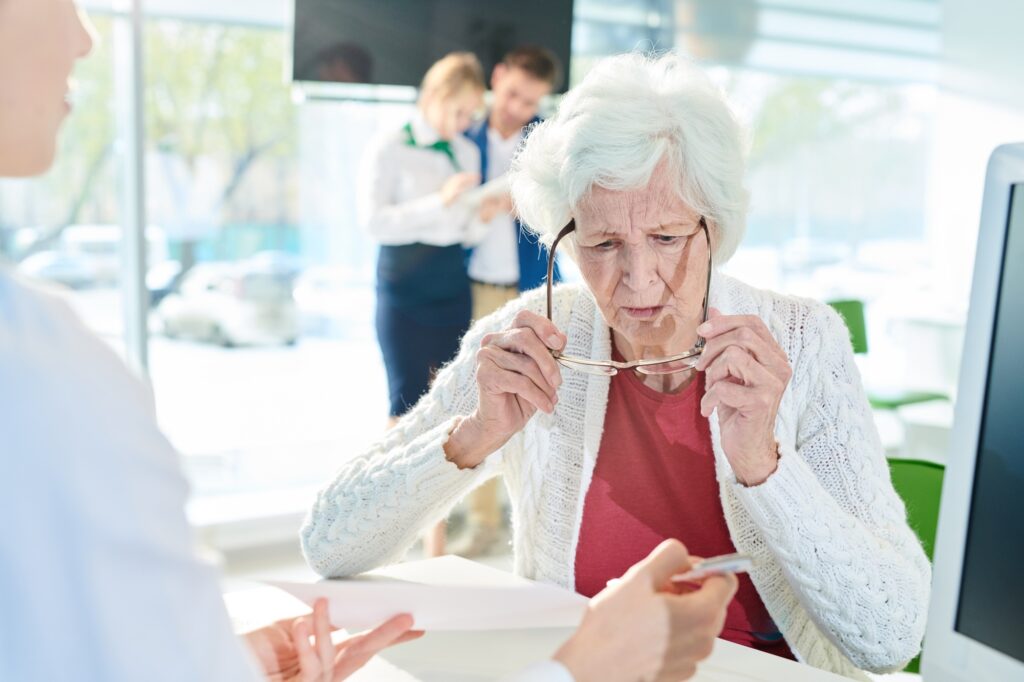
left=302, top=53, right=930, bottom=679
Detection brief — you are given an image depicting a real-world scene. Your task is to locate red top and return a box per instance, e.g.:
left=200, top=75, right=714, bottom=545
left=574, top=355, right=795, bottom=660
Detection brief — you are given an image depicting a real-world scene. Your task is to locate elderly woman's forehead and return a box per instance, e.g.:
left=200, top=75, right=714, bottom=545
left=587, top=179, right=678, bottom=202
left=577, top=180, right=694, bottom=227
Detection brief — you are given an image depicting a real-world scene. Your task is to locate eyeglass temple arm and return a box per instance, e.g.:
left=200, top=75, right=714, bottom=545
left=546, top=221, right=576, bottom=320
left=697, top=217, right=711, bottom=350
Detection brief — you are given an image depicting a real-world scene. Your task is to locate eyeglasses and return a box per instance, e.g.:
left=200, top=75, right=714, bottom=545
left=545, top=217, right=711, bottom=376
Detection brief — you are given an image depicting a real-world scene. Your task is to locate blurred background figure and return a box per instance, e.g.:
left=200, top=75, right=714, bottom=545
left=449, top=45, right=563, bottom=558
left=358, top=51, right=484, bottom=424
left=357, top=52, right=485, bottom=555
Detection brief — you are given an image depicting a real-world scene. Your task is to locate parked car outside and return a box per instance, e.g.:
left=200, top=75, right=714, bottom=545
left=16, top=223, right=170, bottom=289
left=18, top=250, right=96, bottom=289
left=153, top=258, right=299, bottom=347
left=61, top=224, right=168, bottom=285
left=146, top=260, right=184, bottom=306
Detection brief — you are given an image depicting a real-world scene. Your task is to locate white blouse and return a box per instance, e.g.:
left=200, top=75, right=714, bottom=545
left=357, top=112, right=483, bottom=247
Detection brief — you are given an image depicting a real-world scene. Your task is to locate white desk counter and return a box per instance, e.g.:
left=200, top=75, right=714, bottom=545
left=226, top=582, right=851, bottom=682
left=371, top=625, right=851, bottom=682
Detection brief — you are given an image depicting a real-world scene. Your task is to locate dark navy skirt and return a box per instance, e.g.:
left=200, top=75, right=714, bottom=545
left=375, top=243, right=471, bottom=417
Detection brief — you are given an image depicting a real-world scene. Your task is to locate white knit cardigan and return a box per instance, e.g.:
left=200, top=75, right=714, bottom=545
left=301, top=272, right=931, bottom=680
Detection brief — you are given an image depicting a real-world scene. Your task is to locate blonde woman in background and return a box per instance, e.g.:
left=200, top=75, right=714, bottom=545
left=359, top=52, right=484, bottom=427
left=359, top=52, right=488, bottom=556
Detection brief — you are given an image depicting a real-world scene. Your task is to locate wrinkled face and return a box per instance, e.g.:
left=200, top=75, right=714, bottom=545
left=422, top=87, right=484, bottom=140
left=490, top=65, right=550, bottom=133
left=0, top=0, right=94, bottom=177
left=573, top=166, right=709, bottom=358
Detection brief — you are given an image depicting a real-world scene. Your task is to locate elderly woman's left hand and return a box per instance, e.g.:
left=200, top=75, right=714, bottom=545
left=695, top=308, right=792, bottom=487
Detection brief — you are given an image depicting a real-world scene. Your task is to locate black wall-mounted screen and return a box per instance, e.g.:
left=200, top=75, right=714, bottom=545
left=292, top=0, right=574, bottom=93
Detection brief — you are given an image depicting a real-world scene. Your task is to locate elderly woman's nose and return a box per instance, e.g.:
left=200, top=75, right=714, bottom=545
left=619, top=244, right=659, bottom=290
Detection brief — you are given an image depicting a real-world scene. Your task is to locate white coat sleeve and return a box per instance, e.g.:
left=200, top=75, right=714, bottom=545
left=0, top=273, right=264, bottom=682
left=357, top=139, right=473, bottom=246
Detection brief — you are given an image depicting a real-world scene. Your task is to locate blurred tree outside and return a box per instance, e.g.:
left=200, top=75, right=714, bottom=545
left=3, top=16, right=299, bottom=265
left=145, top=20, right=297, bottom=267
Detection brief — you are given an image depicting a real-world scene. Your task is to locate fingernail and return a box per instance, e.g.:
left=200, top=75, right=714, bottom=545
left=697, top=322, right=711, bottom=335
left=547, top=334, right=562, bottom=349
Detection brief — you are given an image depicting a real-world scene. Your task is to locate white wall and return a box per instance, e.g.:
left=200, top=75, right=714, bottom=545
left=927, top=0, right=1024, bottom=308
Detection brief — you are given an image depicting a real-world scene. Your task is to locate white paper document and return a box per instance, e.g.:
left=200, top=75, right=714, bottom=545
left=456, top=174, right=510, bottom=210
left=267, top=556, right=589, bottom=632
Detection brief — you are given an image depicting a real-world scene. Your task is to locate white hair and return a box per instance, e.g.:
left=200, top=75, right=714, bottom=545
left=510, top=52, right=750, bottom=262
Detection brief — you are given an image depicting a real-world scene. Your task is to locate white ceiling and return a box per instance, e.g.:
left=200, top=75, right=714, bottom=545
left=80, top=0, right=289, bottom=27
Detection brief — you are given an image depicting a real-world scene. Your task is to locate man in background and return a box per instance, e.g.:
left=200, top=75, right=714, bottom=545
left=455, top=46, right=562, bottom=557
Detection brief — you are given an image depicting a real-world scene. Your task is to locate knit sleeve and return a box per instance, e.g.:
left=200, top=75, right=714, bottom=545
left=731, top=303, right=931, bottom=673
left=299, top=296, right=526, bottom=578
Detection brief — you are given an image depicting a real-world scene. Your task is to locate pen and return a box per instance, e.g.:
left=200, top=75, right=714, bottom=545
left=605, top=552, right=754, bottom=588
left=670, top=553, right=753, bottom=583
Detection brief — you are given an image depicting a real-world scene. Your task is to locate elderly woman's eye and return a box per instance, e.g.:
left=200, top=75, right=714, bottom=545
left=654, top=235, right=681, bottom=245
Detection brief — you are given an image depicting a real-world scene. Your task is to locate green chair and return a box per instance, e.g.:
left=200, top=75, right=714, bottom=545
left=827, top=299, right=949, bottom=410
left=887, top=457, right=946, bottom=673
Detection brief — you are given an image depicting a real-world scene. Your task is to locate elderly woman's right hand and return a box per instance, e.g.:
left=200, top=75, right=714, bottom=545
left=444, top=309, right=565, bottom=469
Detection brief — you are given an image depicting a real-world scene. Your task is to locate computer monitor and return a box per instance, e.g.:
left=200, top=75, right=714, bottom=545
left=924, top=142, right=1024, bottom=681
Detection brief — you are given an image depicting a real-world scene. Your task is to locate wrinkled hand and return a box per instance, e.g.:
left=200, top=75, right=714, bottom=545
left=440, top=172, right=481, bottom=206
left=695, top=308, right=792, bottom=486
left=555, top=540, right=738, bottom=682
left=444, top=309, right=565, bottom=469
left=245, top=598, right=423, bottom=681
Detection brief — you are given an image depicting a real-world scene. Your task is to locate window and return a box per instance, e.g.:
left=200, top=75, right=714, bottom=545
left=1, top=0, right=961, bottom=527
left=138, top=19, right=401, bottom=502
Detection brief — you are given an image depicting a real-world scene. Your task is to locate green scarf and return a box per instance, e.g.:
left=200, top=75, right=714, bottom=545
left=403, top=122, right=461, bottom=171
